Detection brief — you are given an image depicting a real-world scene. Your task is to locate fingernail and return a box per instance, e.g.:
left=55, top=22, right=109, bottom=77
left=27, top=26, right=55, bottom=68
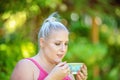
left=64, top=61, right=67, bottom=63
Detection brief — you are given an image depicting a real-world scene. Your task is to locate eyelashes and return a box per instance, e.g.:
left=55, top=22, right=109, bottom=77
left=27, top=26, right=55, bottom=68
left=55, top=43, right=61, bottom=46
left=55, top=43, right=68, bottom=46
left=65, top=43, right=68, bottom=46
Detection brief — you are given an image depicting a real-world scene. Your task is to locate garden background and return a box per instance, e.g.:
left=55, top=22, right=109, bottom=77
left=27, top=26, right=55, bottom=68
left=0, top=0, right=120, bottom=80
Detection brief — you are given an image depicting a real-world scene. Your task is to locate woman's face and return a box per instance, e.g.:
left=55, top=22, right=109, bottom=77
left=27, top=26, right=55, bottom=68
left=41, top=30, right=69, bottom=64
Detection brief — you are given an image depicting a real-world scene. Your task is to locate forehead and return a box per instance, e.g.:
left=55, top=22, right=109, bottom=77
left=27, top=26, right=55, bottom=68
left=48, top=30, right=69, bottom=41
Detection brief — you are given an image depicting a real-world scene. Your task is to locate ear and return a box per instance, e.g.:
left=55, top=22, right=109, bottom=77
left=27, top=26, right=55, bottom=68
left=39, top=38, right=45, bottom=48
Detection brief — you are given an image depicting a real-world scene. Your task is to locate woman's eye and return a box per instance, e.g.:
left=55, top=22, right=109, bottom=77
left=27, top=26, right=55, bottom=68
left=65, top=43, right=68, bottom=46
left=55, top=43, right=61, bottom=46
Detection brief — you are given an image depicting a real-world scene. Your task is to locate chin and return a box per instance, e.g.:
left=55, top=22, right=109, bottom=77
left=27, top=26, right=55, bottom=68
left=54, top=59, right=62, bottom=64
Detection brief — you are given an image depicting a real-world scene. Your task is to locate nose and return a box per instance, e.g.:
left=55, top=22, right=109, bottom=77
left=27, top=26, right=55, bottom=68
left=60, top=44, right=66, bottom=52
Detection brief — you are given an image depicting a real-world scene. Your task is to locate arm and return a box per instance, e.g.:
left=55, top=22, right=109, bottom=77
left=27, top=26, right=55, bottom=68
left=45, top=62, right=70, bottom=80
left=10, top=59, right=34, bottom=80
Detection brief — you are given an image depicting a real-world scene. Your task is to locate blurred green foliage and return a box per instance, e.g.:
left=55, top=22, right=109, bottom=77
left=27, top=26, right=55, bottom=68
left=0, top=0, right=120, bottom=80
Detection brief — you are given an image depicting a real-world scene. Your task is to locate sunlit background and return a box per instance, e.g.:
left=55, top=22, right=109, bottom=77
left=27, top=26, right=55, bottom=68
left=0, top=0, right=120, bottom=80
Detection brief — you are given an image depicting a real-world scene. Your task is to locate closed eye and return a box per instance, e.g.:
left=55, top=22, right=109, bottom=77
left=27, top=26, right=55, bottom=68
left=55, top=43, right=61, bottom=46
left=65, top=43, right=68, bottom=46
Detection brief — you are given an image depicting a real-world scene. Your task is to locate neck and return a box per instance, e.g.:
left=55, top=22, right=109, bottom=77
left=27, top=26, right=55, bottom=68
left=36, top=50, right=56, bottom=73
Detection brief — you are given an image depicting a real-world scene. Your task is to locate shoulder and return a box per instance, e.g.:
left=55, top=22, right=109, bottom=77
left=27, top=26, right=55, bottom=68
left=11, top=59, right=34, bottom=80
left=15, top=59, right=33, bottom=70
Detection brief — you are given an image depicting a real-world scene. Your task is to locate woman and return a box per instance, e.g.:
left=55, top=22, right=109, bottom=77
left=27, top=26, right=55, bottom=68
left=11, top=13, right=88, bottom=80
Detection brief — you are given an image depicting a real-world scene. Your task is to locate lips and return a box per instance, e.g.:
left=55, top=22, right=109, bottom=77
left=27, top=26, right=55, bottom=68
left=56, top=54, right=64, bottom=58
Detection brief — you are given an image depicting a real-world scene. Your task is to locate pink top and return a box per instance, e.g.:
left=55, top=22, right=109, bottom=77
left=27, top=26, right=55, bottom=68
left=26, top=58, right=71, bottom=80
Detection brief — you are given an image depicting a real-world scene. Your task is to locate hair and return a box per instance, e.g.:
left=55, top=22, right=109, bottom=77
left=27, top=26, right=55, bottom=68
left=38, top=12, right=69, bottom=48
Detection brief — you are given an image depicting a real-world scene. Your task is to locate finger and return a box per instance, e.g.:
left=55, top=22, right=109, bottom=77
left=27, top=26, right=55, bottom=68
left=83, top=64, right=87, bottom=70
left=67, top=66, right=70, bottom=73
left=64, top=67, right=70, bottom=74
left=61, top=63, right=69, bottom=70
left=76, top=73, right=82, bottom=80
left=78, top=71, right=85, bottom=80
left=81, top=65, right=87, bottom=76
left=57, top=61, right=66, bottom=67
left=61, top=64, right=70, bottom=74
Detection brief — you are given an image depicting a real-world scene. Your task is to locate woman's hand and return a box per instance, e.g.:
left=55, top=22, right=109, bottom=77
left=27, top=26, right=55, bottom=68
left=45, top=62, right=70, bottom=80
left=76, top=64, right=88, bottom=80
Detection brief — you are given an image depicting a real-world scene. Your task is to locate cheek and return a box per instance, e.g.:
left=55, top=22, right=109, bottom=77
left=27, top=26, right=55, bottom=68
left=64, top=46, right=68, bottom=52
left=46, top=44, right=58, bottom=54
left=49, top=44, right=58, bottom=53
left=66, top=46, right=68, bottom=51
